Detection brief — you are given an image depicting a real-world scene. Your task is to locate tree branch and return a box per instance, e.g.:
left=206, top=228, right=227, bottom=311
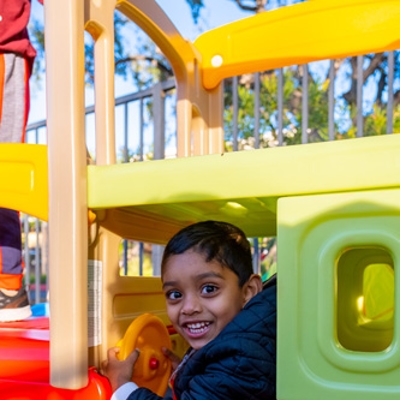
left=375, top=66, right=386, bottom=106
left=363, top=53, right=385, bottom=82
left=233, top=0, right=267, bottom=13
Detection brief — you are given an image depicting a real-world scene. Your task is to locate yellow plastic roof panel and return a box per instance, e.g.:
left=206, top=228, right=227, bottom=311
left=194, top=0, right=400, bottom=89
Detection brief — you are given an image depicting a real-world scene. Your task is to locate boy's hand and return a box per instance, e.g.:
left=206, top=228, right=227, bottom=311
left=101, top=347, right=140, bottom=392
left=162, top=347, right=181, bottom=371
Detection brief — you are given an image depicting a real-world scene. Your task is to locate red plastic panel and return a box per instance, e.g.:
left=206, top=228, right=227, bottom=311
left=0, top=317, right=112, bottom=399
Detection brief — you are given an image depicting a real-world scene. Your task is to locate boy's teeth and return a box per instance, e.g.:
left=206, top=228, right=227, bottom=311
left=186, top=322, right=209, bottom=333
left=188, top=322, right=207, bottom=328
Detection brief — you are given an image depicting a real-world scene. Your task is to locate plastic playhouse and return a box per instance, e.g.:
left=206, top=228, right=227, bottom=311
left=1, top=0, right=400, bottom=398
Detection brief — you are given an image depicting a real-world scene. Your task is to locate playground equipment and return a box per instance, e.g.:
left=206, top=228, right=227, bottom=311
left=1, top=0, right=400, bottom=398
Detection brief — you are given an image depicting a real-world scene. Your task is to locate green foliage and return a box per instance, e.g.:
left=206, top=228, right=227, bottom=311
left=224, top=67, right=333, bottom=148
left=258, top=237, right=276, bottom=279
left=364, top=105, right=389, bottom=137
left=393, top=105, right=400, bottom=133
left=339, top=104, right=400, bottom=140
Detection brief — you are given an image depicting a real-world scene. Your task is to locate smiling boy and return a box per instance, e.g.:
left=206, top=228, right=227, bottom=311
left=103, top=220, right=276, bottom=399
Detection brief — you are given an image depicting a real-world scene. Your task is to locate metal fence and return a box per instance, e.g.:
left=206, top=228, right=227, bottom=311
left=227, top=52, right=397, bottom=152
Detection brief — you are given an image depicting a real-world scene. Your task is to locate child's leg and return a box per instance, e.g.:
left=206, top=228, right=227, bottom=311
left=0, top=208, right=24, bottom=290
left=0, top=53, right=30, bottom=142
left=0, top=53, right=31, bottom=321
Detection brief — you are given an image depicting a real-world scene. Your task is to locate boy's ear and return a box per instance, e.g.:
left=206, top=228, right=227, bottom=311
left=243, top=274, right=263, bottom=306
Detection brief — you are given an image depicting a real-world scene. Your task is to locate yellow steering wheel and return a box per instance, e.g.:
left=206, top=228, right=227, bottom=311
left=117, top=313, right=172, bottom=396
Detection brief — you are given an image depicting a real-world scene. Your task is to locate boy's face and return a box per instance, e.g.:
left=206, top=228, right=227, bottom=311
left=162, top=249, right=251, bottom=350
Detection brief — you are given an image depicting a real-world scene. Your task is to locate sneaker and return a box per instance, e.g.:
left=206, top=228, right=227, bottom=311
left=0, top=288, right=32, bottom=322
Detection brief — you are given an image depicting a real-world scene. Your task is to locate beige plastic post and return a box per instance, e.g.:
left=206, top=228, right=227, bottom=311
left=85, top=0, right=117, bottom=166
left=84, top=0, right=119, bottom=371
left=44, top=0, right=89, bottom=389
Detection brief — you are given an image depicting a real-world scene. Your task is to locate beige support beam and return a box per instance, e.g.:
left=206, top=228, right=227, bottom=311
left=85, top=0, right=116, bottom=166
left=44, top=0, right=89, bottom=389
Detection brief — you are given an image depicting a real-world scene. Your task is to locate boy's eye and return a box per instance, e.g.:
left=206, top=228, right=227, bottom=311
left=166, top=290, right=182, bottom=300
left=202, top=285, right=218, bottom=295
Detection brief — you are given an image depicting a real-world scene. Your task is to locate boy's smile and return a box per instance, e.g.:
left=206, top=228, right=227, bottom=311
left=162, top=250, right=249, bottom=350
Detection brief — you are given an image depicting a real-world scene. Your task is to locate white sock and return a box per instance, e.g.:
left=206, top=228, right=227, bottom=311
left=0, top=289, right=18, bottom=296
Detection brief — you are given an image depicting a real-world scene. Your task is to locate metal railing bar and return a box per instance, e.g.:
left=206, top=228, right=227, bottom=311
left=328, top=60, right=335, bottom=141
left=387, top=51, right=394, bottom=134
left=278, top=68, right=283, bottom=146
left=82, top=79, right=176, bottom=115
left=123, top=102, right=129, bottom=162
left=139, top=98, right=144, bottom=161
left=302, top=64, right=308, bottom=144
left=153, top=82, right=165, bottom=160
left=233, top=76, right=239, bottom=151
left=23, top=216, right=30, bottom=301
left=34, top=219, right=41, bottom=304
left=26, top=121, right=46, bottom=131
left=114, top=78, right=175, bottom=107
left=254, top=72, right=260, bottom=149
left=356, top=55, right=363, bottom=137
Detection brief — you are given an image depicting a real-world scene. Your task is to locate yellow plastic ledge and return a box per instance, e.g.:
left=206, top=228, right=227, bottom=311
left=88, top=134, right=400, bottom=238
left=194, top=0, right=400, bottom=89
left=0, top=144, right=48, bottom=221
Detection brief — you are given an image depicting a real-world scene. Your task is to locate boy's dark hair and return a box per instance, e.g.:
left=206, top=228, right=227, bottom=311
left=161, top=220, right=253, bottom=287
